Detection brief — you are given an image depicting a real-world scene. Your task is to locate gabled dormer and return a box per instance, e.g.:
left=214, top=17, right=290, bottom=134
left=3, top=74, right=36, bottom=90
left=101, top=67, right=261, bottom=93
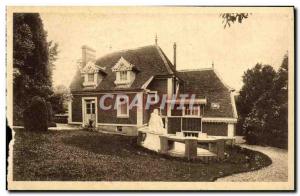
left=112, top=57, right=138, bottom=88
left=80, top=61, right=106, bottom=88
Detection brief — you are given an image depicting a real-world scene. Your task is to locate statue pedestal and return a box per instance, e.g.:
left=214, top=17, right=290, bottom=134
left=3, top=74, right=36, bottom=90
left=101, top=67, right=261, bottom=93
left=138, top=127, right=164, bottom=152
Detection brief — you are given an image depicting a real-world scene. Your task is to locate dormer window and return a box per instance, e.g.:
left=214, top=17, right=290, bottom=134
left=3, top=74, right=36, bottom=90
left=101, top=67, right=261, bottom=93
left=120, top=71, right=128, bottom=81
left=79, top=61, right=106, bottom=88
left=112, top=57, right=138, bottom=88
left=88, top=73, right=94, bottom=82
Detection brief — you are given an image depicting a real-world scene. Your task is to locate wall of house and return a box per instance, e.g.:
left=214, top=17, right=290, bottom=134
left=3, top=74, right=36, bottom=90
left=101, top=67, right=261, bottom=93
left=143, top=93, right=150, bottom=124
left=70, top=93, right=138, bottom=125
left=97, top=125, right=138, bottom=136
left=202, top=122, right=228, bottom=136
left=171, top=104, right=183, bottom=116
left=71, top=95, right=83, bottom=122
left=144, top=78, right=169, bottom=124
left=97, top=93, right=137, bottom=125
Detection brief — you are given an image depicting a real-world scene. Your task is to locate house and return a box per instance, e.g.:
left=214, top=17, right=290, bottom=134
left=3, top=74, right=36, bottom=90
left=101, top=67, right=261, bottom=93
left=68, top=41, right=238, bottom=138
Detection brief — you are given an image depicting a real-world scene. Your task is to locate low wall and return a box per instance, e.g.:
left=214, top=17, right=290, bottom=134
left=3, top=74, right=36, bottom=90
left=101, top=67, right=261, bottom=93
left=54, top=114, right=68, bottom=124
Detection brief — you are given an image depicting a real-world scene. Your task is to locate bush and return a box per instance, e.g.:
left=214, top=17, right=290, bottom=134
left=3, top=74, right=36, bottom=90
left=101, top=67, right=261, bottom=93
left=48, top=94, right=66, bottom=114
left=244, top=130, right=288, bottom=149
left=244, top=132, right=260, bottom=145
left=23, top=96, right=48, bottom=132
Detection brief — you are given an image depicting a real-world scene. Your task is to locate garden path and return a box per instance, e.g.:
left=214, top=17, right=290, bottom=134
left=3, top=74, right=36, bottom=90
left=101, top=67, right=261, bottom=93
left=216, top=144, right=288, bottom=182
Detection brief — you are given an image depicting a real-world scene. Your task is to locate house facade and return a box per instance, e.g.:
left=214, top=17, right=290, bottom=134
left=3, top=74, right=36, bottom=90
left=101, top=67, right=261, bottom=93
left=68, top=43, right=238, bottom=137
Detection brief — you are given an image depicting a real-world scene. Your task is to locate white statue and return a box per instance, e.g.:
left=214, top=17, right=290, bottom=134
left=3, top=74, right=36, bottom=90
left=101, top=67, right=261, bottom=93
left=148, top=109, right=166, bottom=135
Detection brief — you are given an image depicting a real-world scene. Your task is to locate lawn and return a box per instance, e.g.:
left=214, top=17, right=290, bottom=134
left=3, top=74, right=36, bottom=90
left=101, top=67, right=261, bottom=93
left=12, top=129, right=272, bottom=181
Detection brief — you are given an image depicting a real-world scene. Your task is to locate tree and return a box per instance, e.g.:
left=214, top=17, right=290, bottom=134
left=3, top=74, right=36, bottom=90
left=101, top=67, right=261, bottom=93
left=49, top=84, right=70, bottom=114
left=237, top=64, right=276, bottom=123
left=237, top=55, right=289, bottom=148
left=48, top=41, right=59, bottom=85
left=23, top=96, right=48, bottom=132
left=221, top=13, right=250, bottom=28
left=271, top=54, right=288, bottom=147
left=13, top=13, right=58, bottom=125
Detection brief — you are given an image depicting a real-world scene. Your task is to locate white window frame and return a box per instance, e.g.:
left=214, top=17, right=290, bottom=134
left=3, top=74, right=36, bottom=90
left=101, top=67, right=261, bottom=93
left=182, top=105, right=200, bottom=117
left=120, top=71, right=128, bottom=81
left=87, top=73, right=94, bottom=82
left=83, top=73, right=97, bottom=87
left=117, top=96, right=129, bottom=118
left=115, top=71, right=131, bottom=85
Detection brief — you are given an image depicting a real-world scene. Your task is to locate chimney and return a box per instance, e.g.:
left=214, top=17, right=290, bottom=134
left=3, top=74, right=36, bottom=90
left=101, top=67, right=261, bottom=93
left=81, top=45, right=96, bottom=66
left=173, top=42, right=177, bottom=70
left=155, top=34, right=158, bottom=46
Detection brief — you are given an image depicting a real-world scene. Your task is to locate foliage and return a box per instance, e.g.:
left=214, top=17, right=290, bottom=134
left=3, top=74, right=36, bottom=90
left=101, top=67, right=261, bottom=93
left=13, top=13, right=59, bottom=125
left=237, top=55, right=288, bottom=148
left=46, top=101, right=57, bottom=127
left=23, top=96, right=48, bottom=132
left=221, top=13, right=250, bottom=28
left=49, top=84, right=70, bottom=114
left=48, top=41, right=59, bottom=85
left=48, top=94, right=66, bottom=114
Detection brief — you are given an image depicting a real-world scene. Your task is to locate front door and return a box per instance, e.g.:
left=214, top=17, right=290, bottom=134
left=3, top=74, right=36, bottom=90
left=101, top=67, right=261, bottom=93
left=84, top=99, right=96, bottom=127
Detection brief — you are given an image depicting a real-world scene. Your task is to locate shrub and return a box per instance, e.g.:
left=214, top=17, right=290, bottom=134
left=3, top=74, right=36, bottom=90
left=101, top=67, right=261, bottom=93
left=48, top=94, right=66, bottom=114
left=23, top=96, right=48, bottom=132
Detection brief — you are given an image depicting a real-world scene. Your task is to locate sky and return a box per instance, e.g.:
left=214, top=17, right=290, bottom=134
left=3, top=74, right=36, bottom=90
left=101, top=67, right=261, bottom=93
left=40, top=7, right=292, bottom=90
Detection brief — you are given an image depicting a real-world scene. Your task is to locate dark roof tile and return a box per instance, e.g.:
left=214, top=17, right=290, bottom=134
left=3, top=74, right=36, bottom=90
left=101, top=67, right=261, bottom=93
left=177, top=69, right=234, bottom=118
left=70, top=45, right=174, bottom=91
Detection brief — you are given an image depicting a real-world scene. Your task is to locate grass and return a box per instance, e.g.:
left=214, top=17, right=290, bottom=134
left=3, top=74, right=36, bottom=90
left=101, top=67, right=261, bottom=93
left=12, top=129, right=272, bottom=181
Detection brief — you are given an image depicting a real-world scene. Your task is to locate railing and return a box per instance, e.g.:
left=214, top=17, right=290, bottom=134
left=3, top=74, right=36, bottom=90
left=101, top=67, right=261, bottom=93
left=166, top=116, right=202, bottom=134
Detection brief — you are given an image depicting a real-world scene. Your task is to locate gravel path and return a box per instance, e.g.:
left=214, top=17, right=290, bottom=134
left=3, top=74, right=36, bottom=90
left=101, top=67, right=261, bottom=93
left=217, top=144, right=288, bottom=182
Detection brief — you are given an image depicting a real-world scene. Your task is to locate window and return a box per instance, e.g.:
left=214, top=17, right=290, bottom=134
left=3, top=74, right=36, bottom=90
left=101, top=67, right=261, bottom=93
left=87, top=73, right=94, bottom=82
left=86, top=103, right=91, bottom=114
left=120, top=71, right=128, bottom=81
left=117, top=97, right=129, bottom=117
left=183, top=106, right=200, bottom=116
left=86, top=101, right=95, bottom=114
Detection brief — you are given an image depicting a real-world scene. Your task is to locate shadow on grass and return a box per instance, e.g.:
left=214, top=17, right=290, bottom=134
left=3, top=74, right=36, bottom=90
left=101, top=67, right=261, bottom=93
left=62, top=131, right=272, bottom=165
left=13, top=130, right=273, bottom=181
left=62, top=133, right=142, bottom=157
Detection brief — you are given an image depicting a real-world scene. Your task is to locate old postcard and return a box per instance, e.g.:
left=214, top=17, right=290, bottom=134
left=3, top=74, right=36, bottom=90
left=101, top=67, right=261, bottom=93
left=6, top=6, right=294, bottom=190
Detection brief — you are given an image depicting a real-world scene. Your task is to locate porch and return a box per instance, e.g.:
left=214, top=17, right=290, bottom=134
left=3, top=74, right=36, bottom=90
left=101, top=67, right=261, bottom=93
left=164, top=116, right=202, bottom=136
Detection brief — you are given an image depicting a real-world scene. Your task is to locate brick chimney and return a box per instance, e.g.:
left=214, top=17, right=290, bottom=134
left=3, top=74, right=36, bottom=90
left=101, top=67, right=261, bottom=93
left=173, top=42, right=177, bottom=70
left=81, top=45, right=96, bottom=66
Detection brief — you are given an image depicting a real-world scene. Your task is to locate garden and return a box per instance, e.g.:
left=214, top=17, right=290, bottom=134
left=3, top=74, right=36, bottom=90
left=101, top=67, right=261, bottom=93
left=13, top=129, right=272, bottom=181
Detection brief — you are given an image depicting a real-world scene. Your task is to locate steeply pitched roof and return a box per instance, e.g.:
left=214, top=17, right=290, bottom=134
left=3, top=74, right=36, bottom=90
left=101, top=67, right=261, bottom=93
left=177, top=68, right=235, bottom=118
left=70, top=45, right=175, bottom=91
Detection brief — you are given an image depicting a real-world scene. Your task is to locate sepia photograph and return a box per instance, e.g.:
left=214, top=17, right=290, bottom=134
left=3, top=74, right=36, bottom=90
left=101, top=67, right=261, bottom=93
left=6, top=6, right=294, bottom=191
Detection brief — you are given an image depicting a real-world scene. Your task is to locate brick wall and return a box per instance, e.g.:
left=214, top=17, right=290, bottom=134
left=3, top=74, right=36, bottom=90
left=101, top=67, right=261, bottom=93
left=98, top=93, right=137, bottom=125
left=70, top=93, right=138, bottom=125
